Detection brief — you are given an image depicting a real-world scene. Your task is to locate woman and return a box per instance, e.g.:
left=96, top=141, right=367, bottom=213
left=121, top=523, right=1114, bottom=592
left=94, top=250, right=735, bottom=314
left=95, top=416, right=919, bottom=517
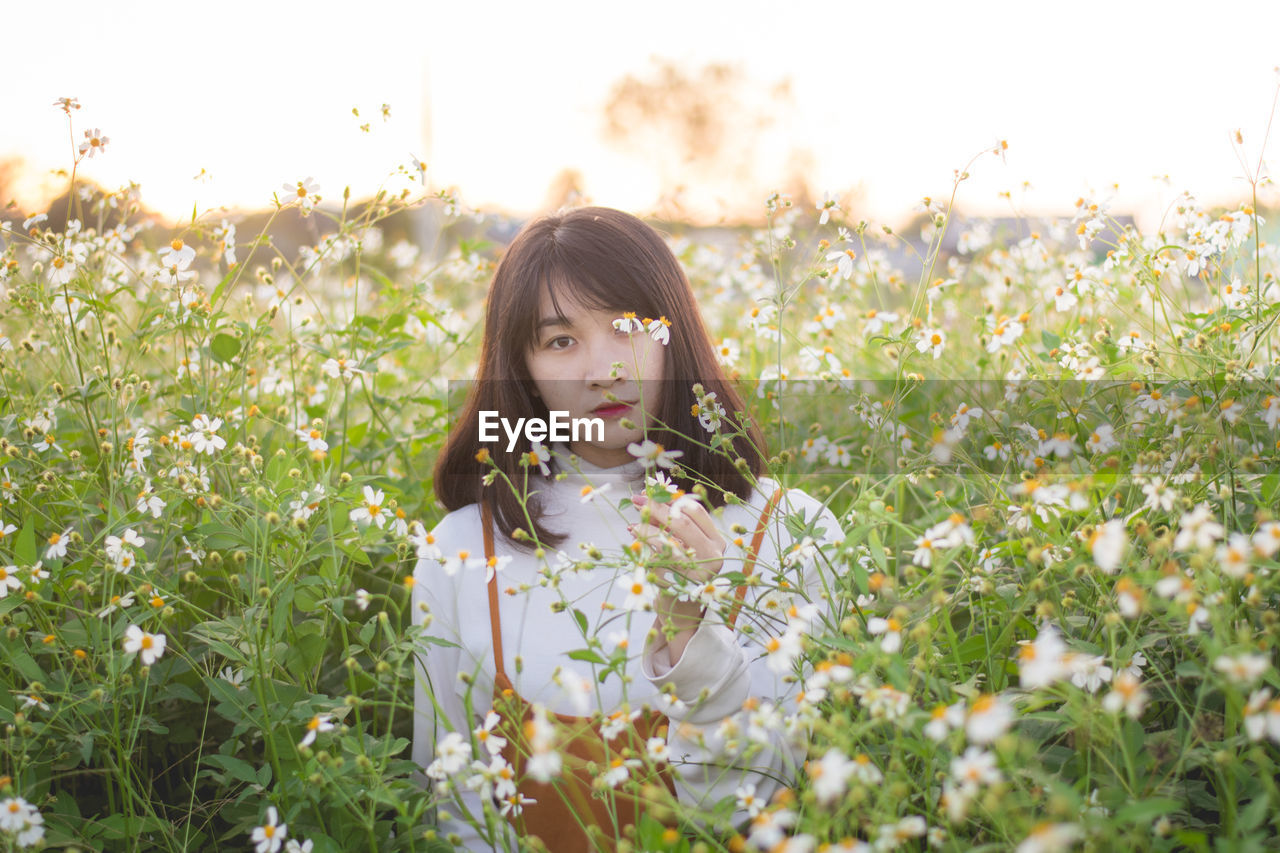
left=411, top=207, right=842, bottom=851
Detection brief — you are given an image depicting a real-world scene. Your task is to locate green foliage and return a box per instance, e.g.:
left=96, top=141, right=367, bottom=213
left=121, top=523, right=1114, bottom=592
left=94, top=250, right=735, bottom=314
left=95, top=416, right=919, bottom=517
left=1, top=126, right=1280, bottom=853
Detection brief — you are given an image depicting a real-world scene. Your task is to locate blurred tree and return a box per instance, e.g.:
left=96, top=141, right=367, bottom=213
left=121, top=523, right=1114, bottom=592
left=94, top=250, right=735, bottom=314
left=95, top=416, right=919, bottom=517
left=543, top=167, right=588, bottom=211
left=601, top=59, right=809, bottom=222
left=0, top=157, right=25, bottom=222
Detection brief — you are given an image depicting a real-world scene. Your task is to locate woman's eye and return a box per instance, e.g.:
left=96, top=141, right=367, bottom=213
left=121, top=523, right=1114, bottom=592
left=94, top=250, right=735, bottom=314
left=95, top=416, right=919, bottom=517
left=546, top=335, right=574, bottom=350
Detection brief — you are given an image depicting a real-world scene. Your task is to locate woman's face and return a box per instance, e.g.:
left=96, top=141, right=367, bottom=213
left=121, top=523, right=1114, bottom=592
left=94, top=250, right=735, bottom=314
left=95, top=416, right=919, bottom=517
left=525, top=285, right=665, bottom=468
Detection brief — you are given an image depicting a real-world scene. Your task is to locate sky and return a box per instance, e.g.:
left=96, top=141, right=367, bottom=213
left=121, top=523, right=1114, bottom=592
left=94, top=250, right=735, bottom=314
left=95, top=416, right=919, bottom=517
left=3, top=0, right=1280, bottom=229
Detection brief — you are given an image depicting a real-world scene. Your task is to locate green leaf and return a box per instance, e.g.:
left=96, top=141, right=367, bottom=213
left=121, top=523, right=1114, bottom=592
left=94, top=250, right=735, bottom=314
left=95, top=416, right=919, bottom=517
left=5, top=651, right=45, bottom=684
left=1115, top=797, right=1182, bottom=824
left=294, top=578, right=328, bottom=612
left=867, top=528, right=888, bottom=574
left=1174, top=830, right=1208, bottom=851
left=15, top=523, right=37, bottom=566
left=211, top=332, right=241, bottom=363
left=206, top=675, right=254, bottom=722
left=1041, top=330, right=1061, bottom=350
left=346, top=420, right=369, bottom=445
left=75, top=731, right=95, bottom=765
left=197, top=524, right=247, bottom=549
left=157, top=681, right=202, bottom=704
left=954, top=634, right=990, bottom=665
left=850, top=547, right=869, bottom=595
left=567, top=649, right=606, bottom=665
left=202, top=753, right=262, bottom=787
left=1238, top=794, right=1271, bottom=831
left=1261, top=473, right=1280, bottom=506
left=271, top=582, right=295, bottom=638
left=340, top=541, right=372, bottom=567
left=193, top=636, right=249, bottom=666
left=211, top=267, right=237, bottom=307
left=308, top=834, right=344, bottom=853
left=572, top=608, right=588, bottom=636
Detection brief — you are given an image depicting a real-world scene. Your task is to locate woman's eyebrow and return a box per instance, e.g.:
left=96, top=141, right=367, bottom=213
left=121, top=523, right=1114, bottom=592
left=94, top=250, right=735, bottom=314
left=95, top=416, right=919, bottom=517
left=535, top=315, right=573, bottom=332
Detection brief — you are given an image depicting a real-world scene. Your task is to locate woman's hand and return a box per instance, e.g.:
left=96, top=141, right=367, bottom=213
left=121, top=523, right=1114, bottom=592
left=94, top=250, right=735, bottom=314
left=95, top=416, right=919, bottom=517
left=628, top=493, right=727, bottom=583
left=627, top=493, right=727, bottom=665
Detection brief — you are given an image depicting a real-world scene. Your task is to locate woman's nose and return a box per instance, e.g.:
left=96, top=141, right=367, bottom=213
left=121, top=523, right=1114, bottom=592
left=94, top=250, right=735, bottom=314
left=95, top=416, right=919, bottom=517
left=587, top=335, right=632, bottom=386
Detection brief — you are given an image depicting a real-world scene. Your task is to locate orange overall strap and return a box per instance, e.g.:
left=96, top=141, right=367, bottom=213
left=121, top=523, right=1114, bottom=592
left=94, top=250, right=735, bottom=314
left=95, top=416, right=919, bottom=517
left=481, top=502, right=507, bottom=683
left=728, top=486, right=785, bottom=629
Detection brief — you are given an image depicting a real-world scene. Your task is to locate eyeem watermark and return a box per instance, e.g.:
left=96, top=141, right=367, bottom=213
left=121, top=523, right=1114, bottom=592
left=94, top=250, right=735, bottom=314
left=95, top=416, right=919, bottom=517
left=479, top=410, right=605, bottom=452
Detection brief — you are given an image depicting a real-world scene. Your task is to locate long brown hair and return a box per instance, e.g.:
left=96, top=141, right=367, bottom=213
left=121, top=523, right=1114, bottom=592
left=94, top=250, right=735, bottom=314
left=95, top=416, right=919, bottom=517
left=433, top=207, right=766, bottom=547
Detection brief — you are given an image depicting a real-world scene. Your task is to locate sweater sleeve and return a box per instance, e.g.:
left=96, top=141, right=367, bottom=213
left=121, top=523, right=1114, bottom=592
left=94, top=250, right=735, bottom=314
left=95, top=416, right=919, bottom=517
left=640, top=485, right=844, bottom=826
left=410, top=515, right=514, bottom=852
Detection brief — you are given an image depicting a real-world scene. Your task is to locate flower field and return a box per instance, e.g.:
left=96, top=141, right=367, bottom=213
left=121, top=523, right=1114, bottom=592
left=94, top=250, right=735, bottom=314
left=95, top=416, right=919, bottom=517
left=2, top=105, right=1280, bottom=852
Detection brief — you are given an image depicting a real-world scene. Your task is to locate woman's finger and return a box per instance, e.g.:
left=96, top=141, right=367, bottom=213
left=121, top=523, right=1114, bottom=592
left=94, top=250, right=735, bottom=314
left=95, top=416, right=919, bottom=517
left=671, top=498, right=720, bottom=542
left=634, top=497, right=719, bottom=553
left=629, top=522, right=685, bottom=556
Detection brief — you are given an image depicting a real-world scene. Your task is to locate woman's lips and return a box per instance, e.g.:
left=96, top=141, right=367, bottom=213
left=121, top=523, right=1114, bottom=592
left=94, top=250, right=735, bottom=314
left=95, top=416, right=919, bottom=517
left=591, top=403, right=633, bottom=418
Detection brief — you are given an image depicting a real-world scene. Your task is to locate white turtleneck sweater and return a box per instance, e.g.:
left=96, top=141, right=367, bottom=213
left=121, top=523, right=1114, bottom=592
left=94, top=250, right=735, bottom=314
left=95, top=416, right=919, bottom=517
left=410, top=443, right=843, bottom=851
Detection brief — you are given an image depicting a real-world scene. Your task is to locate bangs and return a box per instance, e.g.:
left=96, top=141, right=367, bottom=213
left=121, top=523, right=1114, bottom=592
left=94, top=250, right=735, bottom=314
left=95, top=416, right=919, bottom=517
left=525, top=253, right=660, bottom=344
